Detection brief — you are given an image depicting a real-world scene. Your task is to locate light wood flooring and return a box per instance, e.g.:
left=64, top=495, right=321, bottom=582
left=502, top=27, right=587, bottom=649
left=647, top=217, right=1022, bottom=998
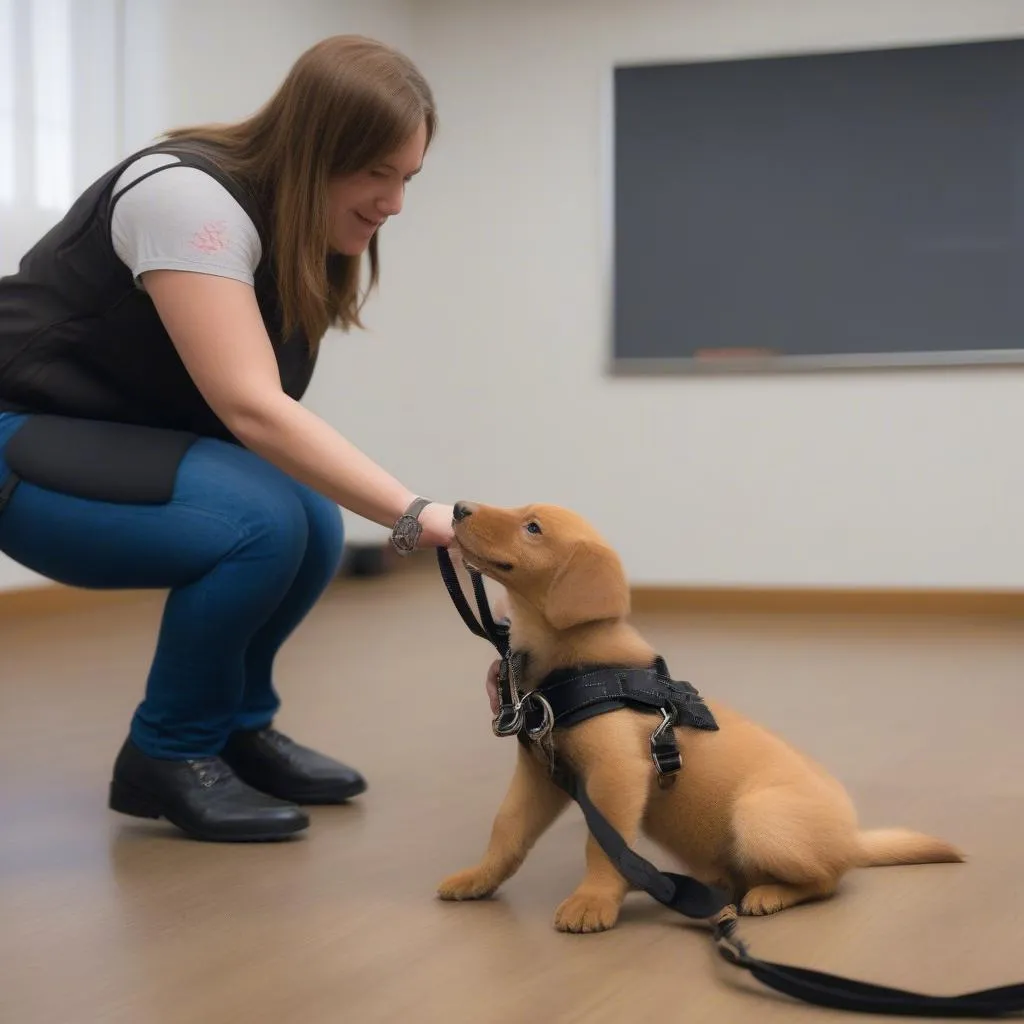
left=1, top=562, right=1022, bottom=1023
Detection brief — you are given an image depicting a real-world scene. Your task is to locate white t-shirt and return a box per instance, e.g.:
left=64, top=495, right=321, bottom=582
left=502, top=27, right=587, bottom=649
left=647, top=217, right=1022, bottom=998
left=109, top=153, right=263, bottom=288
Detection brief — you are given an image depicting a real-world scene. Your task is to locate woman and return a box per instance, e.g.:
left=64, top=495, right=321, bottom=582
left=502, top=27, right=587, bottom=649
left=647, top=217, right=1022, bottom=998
left=0, top=35, right=458, bottom=843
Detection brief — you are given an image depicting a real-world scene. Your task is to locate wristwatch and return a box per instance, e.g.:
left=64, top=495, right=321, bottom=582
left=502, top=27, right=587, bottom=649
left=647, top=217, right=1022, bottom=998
left=390, top=496, right=432, bottom=555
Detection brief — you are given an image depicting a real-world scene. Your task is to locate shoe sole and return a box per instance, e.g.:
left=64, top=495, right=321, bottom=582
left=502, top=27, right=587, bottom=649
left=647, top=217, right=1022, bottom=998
left=290, top=778, right=368, bottom=805
left=108, top=780, right=309, bottom=843
left=225, top=772, right=369, bottom=806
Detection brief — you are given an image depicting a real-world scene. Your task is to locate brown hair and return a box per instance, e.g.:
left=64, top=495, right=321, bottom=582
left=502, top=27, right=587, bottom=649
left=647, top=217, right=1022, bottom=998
left=162, top=35, right=436, bottom=348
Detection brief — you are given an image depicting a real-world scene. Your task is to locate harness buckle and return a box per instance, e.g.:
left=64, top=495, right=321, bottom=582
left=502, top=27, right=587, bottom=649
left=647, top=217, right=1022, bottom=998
left=492, top=655, right=527, bottom=737
left=492, top=704, right=526, bottom=737
left=650, top=706, right=682, bottom=788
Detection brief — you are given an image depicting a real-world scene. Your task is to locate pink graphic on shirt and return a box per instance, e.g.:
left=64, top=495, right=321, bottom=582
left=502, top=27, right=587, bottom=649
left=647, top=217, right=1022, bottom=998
left=190, top=221, right=229, bottom=254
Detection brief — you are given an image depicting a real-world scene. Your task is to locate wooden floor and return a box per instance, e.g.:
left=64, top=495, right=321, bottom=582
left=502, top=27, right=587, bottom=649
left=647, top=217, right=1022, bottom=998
left=2, top=562, right=1023, bottom=1024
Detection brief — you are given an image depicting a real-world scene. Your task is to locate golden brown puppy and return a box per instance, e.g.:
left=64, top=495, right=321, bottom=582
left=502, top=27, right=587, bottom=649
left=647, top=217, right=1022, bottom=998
left=437, top=501, right=963, bottom=933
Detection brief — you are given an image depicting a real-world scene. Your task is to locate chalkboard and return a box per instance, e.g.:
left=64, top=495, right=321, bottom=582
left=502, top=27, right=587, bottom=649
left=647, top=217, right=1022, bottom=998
left=610, top=37, right=1024, bottom=373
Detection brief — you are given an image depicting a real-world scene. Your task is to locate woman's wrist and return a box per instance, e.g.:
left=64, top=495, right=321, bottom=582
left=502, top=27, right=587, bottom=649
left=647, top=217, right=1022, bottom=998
left=384, top=488, right=422, bottom=527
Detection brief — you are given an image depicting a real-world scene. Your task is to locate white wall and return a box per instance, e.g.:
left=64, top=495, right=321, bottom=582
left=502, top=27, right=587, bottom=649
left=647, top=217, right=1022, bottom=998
left=122, top=0, right=416, bottom=151
left=376, top=0, right=1024, bottom=589
left=4, top=0, right=1023, bottom=592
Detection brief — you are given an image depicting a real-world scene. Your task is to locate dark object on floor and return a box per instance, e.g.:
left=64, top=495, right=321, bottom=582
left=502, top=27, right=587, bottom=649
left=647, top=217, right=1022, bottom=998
left=340, top=542, right=393, bottom=578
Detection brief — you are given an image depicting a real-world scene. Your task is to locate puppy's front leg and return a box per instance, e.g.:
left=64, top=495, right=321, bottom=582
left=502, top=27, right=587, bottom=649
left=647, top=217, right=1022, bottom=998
left=553, top=759, right=651, bottom=934
left=437, top=742, right=569, bottom=901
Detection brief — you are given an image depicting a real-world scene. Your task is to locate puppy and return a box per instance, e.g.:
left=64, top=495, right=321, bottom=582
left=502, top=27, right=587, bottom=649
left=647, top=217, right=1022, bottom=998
left=436, top=501, right=963, bottom=934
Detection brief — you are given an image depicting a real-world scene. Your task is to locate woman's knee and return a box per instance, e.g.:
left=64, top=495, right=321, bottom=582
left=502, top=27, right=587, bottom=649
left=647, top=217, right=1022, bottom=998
left=174, top=440, right=311, bottom=575
left=292, top=484, right=345, bottom=571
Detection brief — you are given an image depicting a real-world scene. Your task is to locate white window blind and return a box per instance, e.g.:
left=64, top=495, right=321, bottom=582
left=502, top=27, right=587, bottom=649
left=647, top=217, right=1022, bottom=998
left=1, top=0, right=77, bottom=211
left=30, top=0, right=74, bottom=210
left=0, top=0, right=16, bottom=206
left=0, top=0, right=124, bottom=592
left=0, top=0, right=121, bottom=274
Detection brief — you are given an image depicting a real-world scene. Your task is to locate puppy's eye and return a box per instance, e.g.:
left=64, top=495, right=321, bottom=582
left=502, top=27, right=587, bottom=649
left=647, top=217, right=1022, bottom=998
left=525, top=521, right=542, bottom=535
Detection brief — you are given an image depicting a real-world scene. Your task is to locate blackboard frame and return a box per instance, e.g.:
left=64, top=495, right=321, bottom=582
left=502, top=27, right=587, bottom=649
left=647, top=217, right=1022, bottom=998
left=604, top=35, right=1024, bottom=376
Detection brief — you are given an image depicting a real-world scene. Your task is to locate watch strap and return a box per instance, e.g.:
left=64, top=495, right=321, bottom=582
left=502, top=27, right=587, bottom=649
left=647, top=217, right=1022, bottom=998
left=404, top=496, right=432, bottom=519
left=390, top=496, right=432, bottom=554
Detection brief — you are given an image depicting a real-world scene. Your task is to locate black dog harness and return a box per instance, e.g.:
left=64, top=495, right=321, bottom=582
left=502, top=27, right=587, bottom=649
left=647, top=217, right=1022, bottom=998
left=438, top=547, right=1024, bottom=1019
left=494, top=647, right=719, bottom=790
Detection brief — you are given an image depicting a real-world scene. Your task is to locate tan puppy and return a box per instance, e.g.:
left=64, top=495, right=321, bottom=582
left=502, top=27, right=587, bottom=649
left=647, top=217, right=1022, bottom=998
left=437, top=501, right=963, bottom=933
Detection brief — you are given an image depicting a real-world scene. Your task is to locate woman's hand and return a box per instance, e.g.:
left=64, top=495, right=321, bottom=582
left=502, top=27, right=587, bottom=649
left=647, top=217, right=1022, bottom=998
left=485, top=658, right=500, bottom=715
left=416, top=502, right=455, bottom=549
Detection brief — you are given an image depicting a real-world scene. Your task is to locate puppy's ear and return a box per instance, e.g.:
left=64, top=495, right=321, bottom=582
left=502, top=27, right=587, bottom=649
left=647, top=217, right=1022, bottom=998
left=544, top=540, right=630, bottom=630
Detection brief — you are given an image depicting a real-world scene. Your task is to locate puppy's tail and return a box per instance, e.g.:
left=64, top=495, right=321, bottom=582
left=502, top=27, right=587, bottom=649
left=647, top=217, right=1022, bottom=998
left=856, top=828, right=964, bottom=868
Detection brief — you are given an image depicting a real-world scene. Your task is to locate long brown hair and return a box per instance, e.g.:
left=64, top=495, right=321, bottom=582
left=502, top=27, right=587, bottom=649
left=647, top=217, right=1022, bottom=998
left=162, top=35, right=436, bottom=348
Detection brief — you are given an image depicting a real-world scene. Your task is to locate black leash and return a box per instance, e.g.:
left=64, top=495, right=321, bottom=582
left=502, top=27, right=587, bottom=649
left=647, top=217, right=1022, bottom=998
left=436, top=542, right=509, bottom=657
left=436, top=546, right=1024, bottom=1018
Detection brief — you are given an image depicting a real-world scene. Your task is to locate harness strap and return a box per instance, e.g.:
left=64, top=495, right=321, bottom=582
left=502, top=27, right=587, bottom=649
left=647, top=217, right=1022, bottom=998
left=527, top=663, right=719, bottom=732
left=519, top=660, right=718, bottom=783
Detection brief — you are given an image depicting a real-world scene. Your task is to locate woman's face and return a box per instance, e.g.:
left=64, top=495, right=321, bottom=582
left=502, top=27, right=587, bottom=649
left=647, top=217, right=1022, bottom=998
left=327, top=120, right=428, bottom=255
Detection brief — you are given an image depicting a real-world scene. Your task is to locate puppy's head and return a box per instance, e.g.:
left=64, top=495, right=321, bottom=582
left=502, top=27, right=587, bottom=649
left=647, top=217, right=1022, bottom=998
left=451, top=501, right=630, bottom=631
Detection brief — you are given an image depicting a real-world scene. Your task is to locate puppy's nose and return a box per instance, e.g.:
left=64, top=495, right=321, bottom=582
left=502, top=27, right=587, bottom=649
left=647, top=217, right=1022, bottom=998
left=453, top=501, right=474, bottom=522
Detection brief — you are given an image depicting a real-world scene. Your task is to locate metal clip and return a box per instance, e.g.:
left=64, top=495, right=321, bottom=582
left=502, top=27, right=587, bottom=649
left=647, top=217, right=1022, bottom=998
left=492, top=703, right=526, bottom=737
left=651, top=705, right=677, bottom=744
left=492, top=654, right=525, bottom=737
left=650, top=705, right=682, bottom=788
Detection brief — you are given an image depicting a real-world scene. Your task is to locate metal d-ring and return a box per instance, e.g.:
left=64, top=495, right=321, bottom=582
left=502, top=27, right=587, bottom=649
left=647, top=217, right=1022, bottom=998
left=525, top=692, right=554, bottom=742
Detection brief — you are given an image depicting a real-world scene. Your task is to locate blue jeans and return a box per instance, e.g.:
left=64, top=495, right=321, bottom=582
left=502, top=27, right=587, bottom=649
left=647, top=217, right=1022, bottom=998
left=0, top=412, right=344, bottom=759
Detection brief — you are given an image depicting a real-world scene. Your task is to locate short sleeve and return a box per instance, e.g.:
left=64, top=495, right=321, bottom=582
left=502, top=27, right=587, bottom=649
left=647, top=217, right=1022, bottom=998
left=110, top=153, right=263, bottom=288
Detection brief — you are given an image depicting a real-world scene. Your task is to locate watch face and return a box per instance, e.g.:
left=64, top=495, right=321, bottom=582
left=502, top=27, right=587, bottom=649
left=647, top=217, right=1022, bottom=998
left=392, top=514, right=421, bottom=551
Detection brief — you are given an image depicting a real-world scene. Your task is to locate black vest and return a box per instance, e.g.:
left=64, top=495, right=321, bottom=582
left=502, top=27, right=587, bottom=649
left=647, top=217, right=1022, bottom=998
left=0, top=142, right=318, bottom=442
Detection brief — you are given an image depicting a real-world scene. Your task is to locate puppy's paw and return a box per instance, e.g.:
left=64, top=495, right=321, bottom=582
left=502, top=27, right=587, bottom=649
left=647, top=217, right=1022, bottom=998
left=739, top=884, right=789, bottom=916
left=436, top=867, right=499, bottom=901
left=553, top=890, right=621, bottom=933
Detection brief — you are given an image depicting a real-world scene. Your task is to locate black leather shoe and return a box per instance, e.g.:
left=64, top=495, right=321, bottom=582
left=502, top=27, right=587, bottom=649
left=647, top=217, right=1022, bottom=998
left=220, top=727, right=367, bottom=805
left=108, top=737, right=309, bottom=842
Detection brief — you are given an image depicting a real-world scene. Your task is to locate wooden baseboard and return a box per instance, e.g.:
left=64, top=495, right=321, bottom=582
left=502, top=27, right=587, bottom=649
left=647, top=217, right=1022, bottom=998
left=2, top=567, right=1022, bottom=621
left=630, top=585, right=1024, bottom=617
left=0, top=583, right=152, bottom=619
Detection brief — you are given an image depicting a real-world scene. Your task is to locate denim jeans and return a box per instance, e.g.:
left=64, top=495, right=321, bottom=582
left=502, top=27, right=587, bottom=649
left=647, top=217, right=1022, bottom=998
left=0, top=412, right=344, bottom=758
